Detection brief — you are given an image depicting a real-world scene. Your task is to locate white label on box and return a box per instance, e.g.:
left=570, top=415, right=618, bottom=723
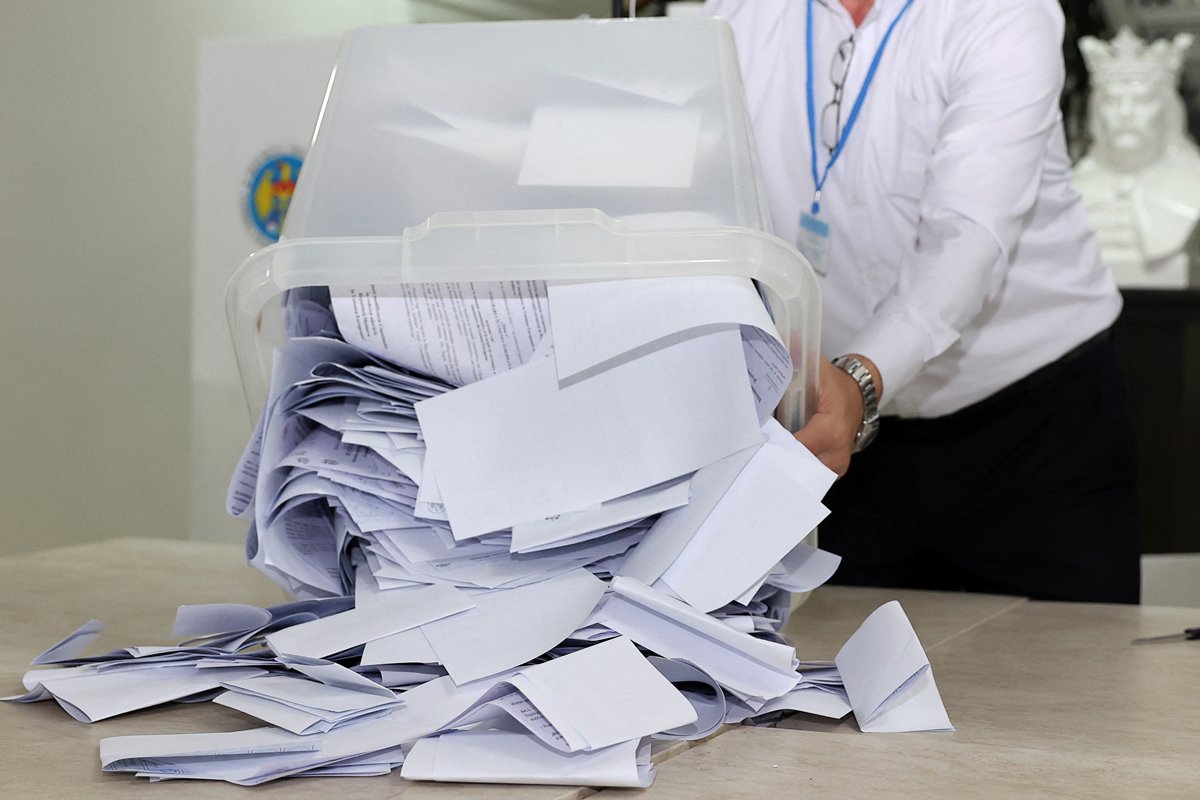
left=518, top=105, right=701, bottom=189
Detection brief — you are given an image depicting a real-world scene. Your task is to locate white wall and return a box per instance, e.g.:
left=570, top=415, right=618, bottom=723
left=0, top=1, right=616, bottom=557
left=190, top=34, right=349, bottom=546
left=0, top=1, right=413, bottom=557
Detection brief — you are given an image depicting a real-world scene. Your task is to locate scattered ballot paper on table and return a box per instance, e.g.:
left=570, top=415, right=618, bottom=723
left=442, top=636, right=697, bottom=753
left=403, top=728, right=655, bottom=788
left=29, top=619, right=106, bottom=665
left=8, top=268, right=958, bottom=791
left=171, top=604, right=273, bottom=641
left=418, top=568, right=607, bottom=685
left=214, top=671, right=400, bottom=735
left=103, top=715, right=410, bottom=786
left=836, top=601, right=954, bottom=733
left=35, top=664, right=268, bottom=723
left=597, top=576, right=801, bottom=708
left=727, top=679, right=852, bottom=724
left=645, top=656, right=729, bottom=740
left=264, top=582, right=473, bottom=659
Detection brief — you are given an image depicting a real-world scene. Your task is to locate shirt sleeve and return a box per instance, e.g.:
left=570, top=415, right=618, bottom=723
left=845, top=1, right=1067, bottom=400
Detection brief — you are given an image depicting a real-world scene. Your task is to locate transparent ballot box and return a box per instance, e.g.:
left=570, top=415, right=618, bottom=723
left=225, top=17, right=820, bottom=429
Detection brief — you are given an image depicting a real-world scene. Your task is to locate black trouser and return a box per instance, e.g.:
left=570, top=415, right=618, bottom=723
left=819, top=329, right=1141, bottom=604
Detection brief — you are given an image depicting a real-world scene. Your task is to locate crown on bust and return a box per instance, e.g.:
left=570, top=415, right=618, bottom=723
left=1080, top=27, right=1195, bottom=86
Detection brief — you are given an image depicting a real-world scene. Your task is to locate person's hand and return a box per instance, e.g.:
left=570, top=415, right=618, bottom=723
left=794, top=356, right=881, bottom=477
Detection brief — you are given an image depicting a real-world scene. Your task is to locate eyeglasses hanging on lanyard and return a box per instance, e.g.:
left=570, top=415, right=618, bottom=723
left=805, top=0, right=917, bottom=215
left=822, top=36, right=857, bottom=156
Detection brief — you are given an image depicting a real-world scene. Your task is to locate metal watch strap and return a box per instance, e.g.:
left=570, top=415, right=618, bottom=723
left=832, top=355, right=880, bottom=453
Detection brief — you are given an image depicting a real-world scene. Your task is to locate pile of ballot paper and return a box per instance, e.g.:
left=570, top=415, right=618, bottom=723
left=5, top=276, right=952, bottom=787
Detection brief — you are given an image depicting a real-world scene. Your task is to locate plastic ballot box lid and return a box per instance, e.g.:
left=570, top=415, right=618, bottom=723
left=226, top=17, right=820, bottom=431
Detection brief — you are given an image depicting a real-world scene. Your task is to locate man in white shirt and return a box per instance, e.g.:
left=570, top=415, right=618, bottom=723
left=707, top=0, right=1140, bottom=602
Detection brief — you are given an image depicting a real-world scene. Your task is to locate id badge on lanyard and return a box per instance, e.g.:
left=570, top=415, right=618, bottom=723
left=802, top=0, right=914, bottom=277
left=797, top=211, right=831, bottom=276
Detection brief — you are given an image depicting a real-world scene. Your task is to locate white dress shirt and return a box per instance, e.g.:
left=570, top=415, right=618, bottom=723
left=706, top=0, right=1122, bottom=417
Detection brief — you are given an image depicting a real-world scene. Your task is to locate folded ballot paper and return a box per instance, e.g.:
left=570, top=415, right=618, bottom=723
left=7, top=275, right=952, bottom=787
left=836, top=601, right=955, bottom=733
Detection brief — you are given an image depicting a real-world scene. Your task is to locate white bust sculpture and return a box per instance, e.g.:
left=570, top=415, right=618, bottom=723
left=1074, top=27, right=1200, bottom=288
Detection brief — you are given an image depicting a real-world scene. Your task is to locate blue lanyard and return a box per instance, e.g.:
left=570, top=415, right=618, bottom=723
left=806, top=0, right=916, bottom=215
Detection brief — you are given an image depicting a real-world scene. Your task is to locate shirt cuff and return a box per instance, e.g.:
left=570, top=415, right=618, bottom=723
left=843, top=303, right=935, bottom=411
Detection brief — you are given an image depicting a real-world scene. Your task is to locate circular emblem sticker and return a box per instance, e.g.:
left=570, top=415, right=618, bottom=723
left=246, top=153, right=302, bottom=241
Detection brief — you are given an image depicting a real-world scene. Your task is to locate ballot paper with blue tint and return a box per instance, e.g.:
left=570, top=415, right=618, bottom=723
left=509, top=476, right=691, bottom=553
left=836, top=601, right=954, bottom=733
left=654, top=430, right=833, bottom=612
left=440, top=636, right=697, bottom=752
left=214, top=672, right=400, bottom=735
left=726, top=674, right=853, bottom=724
left=331, top=280, right=549, bottom=387
left=103, top=673, right=512, bottom=784
left=645, top=656, right=728, bottom=741
left=171, top=604, right=273, bottom=641
left=103, top=715, right=411, bottom=786
left=213, top=655, right=403, bottom=734
left=545, top=275, right=791, bottom=421
left=33, top=664, right=268, bottom=723
left=418, top=568, right=607, bottom=685
left=264, top=582, right=473, bottom=659
left=617, top=442, right=760, bottom=586
left=598, top=576, right=802, bottom=708
left=415, top=327, right=762, bottom=539
left=403, top=728, right=655, bottom=788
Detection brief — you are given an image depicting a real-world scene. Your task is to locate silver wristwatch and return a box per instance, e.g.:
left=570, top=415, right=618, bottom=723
left=832, top=355, right=880, bottom=453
